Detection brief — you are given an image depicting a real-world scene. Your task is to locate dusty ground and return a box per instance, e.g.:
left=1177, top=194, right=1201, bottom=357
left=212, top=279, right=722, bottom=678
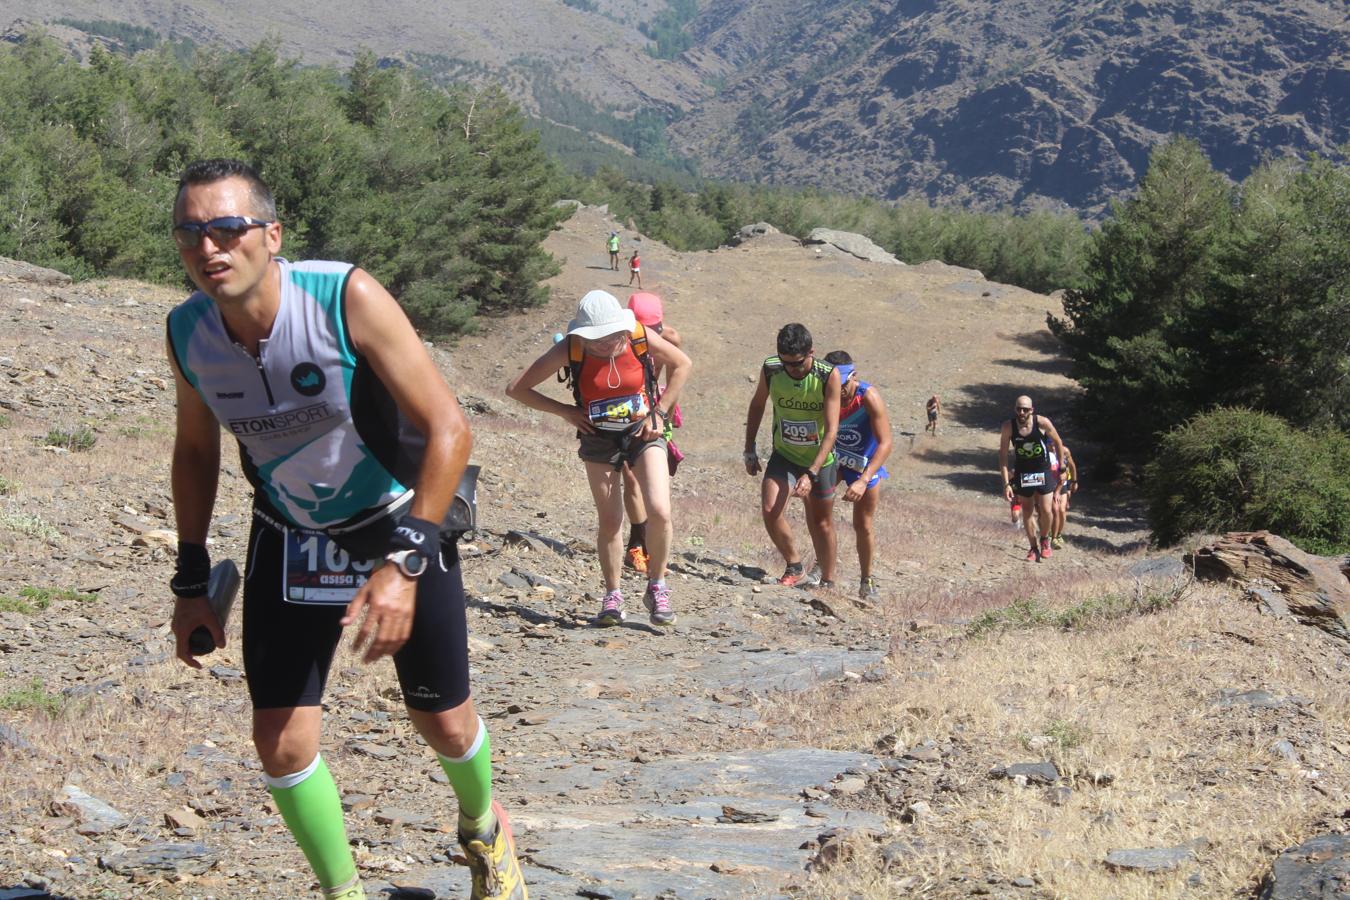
left=0, top=212, right=1346, bottom=899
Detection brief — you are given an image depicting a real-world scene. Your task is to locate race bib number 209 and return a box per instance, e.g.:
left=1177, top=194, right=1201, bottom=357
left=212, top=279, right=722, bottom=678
left=779, top=418, right=820, bottom=446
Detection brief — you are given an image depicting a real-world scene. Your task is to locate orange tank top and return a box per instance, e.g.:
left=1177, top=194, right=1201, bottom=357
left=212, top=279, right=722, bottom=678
left=577, top=343, right=652, bottom=432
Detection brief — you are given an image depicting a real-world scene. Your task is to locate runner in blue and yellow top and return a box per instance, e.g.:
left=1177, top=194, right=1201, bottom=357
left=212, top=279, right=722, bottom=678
left=823, top=351, right=894, bottom=601
left=744, top=323, right=841, bottom=587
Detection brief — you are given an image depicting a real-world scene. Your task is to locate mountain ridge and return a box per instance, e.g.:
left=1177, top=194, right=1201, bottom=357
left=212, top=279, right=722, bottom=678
left=6, top=0, right=1348, bottom=214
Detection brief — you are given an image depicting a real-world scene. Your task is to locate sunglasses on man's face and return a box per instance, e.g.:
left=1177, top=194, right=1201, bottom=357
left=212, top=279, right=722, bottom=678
left=173, top=216, right=272, bottom=250
left=782, top=354, right=813, bottom=372
left=1016, top=406, right=1033, bottom=413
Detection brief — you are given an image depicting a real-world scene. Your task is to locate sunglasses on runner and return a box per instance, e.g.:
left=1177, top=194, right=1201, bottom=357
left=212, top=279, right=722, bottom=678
left=781, top=354, right=813, bottom=373
left=1016, top=406, right=1033, bottom=413
left=173, top=216, right=272, bottom=250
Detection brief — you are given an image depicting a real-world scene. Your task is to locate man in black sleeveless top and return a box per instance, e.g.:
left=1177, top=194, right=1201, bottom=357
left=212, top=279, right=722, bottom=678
left=998, top=394, right=1067, bottom=562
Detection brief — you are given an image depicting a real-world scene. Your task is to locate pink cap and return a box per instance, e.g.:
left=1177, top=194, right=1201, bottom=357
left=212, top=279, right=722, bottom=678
left=627, top=292, right=664, bottom=326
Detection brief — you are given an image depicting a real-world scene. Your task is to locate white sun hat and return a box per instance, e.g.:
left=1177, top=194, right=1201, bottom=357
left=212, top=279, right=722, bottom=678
left=567, top=290, right=635, bottom=340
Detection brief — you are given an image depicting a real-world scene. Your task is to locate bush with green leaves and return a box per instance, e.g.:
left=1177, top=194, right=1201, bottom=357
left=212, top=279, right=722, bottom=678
left=1145, top=408, right=1350, bottom=554
left=0, top=34, right=565, bottom=336
left=1051, top=137, right=1350, bottom=446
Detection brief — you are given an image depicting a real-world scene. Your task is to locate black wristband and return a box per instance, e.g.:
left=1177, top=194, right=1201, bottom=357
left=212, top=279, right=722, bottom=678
left=388, top=515, right=440, bottom=555
left=171, top=541, right=211, bottom=598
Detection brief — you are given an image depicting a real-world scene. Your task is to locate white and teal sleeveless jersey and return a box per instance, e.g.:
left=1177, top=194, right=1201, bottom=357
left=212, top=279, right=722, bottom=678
left=166, top=259, right=425, bottom=530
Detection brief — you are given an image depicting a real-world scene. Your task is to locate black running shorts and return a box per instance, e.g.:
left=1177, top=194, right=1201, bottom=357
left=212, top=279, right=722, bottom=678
left=764, top=450, right=838, bottom=499
left=1012, top=473, right=1056, bottom=498
left=241, top=511, right=471, bottom=712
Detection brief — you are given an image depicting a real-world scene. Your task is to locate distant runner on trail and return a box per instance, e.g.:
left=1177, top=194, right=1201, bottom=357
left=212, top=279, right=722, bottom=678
left=165, top=159, right=524, bottom=899
left=1051, top=444, right=1079, bottom=549
left=627, top=250, right=642, bottom=289
left=620, top=292, right=685, bottom=574
left=506, top=290, right=691, bottom=626
left=744, top=323, right=841, bottom=588
left=998, top=394, right=1067, bottom=562
left=926, top=394, right=941, bottom=435
left=823, top=351, right=893, bottom=600
left=607, top=231, right=620, bottom=270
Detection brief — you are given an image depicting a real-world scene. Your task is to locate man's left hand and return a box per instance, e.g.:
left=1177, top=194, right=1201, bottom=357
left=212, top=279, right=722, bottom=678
left=791, top=475, right=813, bottom=499
left=342, top=564, right=418, bottom=663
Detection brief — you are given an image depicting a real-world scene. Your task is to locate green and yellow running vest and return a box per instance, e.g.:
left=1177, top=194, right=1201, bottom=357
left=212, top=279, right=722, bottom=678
left=764, top=356, right=836, bottom=468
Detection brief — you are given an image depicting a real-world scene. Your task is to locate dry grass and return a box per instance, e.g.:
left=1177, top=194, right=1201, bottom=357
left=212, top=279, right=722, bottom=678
left=757, top=583, right=1350, bottom=897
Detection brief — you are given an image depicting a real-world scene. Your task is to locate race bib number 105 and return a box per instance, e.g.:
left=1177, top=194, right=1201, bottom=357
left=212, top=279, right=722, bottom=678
left=283, top=529, right=375, bottom=605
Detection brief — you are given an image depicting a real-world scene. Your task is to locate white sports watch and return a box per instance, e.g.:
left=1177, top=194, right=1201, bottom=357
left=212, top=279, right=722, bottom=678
left=385, top=548, right=431, bottom=578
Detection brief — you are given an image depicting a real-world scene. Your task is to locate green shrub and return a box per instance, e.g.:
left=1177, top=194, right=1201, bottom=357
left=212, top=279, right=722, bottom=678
left=1145, top=408, right=1350, bottom=554
left=0, top=512, right=61, bottom=542
left=0, top=678, right=64, bottom=713
left=41, top=425, right=97, bottom=451
left=0, top=585, right=96, bottom=614
left=967, top=583, right=1186, bottom=638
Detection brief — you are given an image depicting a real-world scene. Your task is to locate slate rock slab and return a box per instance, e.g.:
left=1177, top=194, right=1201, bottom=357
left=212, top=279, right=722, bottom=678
left=99, top=842, right=217, bottom=879
left=993, top=762, right=1061, bottom=785
left=0, top=723, right=35, bottom=753
left=1126, top=557, right=1186, bottom=581
left=1215, top=689, right=1286, bottom=709
left=1105, top=846, right=1196, bottom=872
left=515, top=749, right=883, bottom=897
left=1259, top=833, right=1350, bottom=899
left=51, top=785, right=127, bottom=835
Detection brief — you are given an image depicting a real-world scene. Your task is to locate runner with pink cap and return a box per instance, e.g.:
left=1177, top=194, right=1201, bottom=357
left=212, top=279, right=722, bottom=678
left=620, top=293, right=686, bottom=573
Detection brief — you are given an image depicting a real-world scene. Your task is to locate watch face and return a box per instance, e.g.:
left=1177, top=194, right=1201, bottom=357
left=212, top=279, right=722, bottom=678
left=389, top=549, right=430, bottom=577
left=403, top=551, right=429, bottom=577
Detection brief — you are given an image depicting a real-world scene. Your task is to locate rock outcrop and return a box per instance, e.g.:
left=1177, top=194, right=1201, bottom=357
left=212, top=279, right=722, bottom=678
left=803, top=228, right=903, bottom=265
left=1188, top=531, right=1350, bottom=644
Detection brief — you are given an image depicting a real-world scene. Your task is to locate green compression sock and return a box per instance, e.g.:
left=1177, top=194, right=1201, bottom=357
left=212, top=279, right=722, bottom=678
left=438, top=716, right=495, bottom=837
left=265, top=755, right=356, bottom=891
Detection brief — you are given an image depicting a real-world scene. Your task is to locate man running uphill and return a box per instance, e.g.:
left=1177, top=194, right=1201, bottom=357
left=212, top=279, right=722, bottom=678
left=166, top=160, right=524, bottom=899
left=744, top=323, right=841, bottom=587
left=823, top=351, right=893, bottom=600
left=998, top=395, right=1067, bottom=562
left=506, top=290, right=691, bottom=626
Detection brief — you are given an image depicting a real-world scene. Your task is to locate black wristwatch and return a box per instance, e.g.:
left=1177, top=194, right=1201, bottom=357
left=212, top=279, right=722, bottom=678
left=385, top=548, right=431, bottom=578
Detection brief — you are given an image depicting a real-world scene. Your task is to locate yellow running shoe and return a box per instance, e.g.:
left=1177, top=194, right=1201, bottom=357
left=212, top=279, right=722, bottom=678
left=459, top=800, right=527, bottom=900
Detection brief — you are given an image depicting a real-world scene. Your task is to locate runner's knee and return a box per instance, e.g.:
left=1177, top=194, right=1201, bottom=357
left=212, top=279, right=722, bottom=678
left=252, top=712, right=319, bottom=776
left=408, top=703, right=478, bottom=757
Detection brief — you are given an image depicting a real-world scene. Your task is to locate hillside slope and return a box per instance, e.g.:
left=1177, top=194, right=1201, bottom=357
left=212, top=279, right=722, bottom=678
left=0, top=217, right=1346, bottom=897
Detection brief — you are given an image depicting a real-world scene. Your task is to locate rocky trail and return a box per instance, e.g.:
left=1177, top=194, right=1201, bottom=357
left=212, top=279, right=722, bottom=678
left=1, top=211, right=1347, bottom=899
